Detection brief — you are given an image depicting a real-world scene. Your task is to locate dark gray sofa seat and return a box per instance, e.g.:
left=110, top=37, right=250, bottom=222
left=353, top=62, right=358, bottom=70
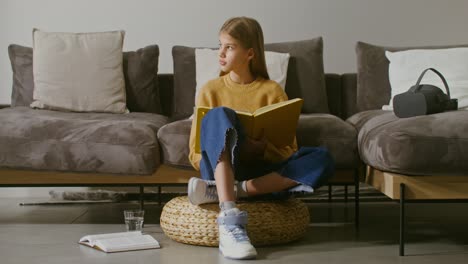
left=157, top=119, right=192, bottom=167
left=348, top=109, right=468, bottom=176
left=297, top=114, right=358, bottom=169
left=0, top=107, right=168, bottom=174
left=157, top=114, right=358, bottom=169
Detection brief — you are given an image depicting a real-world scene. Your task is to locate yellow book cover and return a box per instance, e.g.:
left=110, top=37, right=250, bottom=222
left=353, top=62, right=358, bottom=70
left=194, top=98, right=303, bottom=153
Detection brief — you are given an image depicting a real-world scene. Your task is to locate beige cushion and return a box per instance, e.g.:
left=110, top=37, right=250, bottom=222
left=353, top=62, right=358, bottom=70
left=8, top=44, right=161, bottom=113
left=31, top=29, right=128, bottom=113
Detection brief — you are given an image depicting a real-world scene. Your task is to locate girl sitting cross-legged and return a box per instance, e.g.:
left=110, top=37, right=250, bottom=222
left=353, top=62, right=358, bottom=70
left=187, top=16, right=335, bottom=260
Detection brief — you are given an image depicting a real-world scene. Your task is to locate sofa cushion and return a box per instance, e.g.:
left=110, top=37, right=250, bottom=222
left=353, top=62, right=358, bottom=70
left=346, top=109, right=389, bottom=133
left=355, top=110, right=468, bottom=175
left=265, top=39, right=328, bottom=114
left=31, top=29, right=128, bottom=113
left=8, top=45, right=34, bottom=107
left=122, top=45, right=161, bottom=114
left=8, top=44, right=162, bottom=114
left=355, top=41, right=468, bottom=112
left=157, top=119, right=192, bottom=167
left=297, top=114, right=359, bottom=169
left=172, top=37, right=327, bottom=119
left=385, top=48, right=468, bottom=110
left=0, top=107, right=168, bottom=174
left=158, top=114, right=359, bottom=169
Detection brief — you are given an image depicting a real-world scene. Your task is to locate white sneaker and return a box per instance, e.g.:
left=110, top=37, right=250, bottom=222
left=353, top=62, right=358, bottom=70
left=217, top=208, right=257, bottom=260
left=287, top=184, right=314, bottom=197
left=187, top=177, right=218, bottom=205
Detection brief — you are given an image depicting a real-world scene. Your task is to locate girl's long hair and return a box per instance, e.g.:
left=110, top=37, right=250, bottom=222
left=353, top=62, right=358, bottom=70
left=219, top=17, right=269, bottom=80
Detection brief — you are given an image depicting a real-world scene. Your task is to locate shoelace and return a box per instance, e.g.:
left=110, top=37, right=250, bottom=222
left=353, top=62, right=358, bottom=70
left=287, top=184, right=314, bottom=196
left=205, top=180, right=216, bottom=187
left=202, top=179, right=242, bottom=200
left=204, top=185, right=218, bottom=200
left=226, top=224, right=249, bottom=242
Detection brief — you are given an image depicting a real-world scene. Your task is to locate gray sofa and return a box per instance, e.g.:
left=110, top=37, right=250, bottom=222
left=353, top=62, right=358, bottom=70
left=2, top=39, right=466, bottom=255
left=0, top=40, right=362, bottom=220
left=0, top=44, right=181, bottom=202
left=345, top=41, right=468, bottom=256
left=2, top=44, right=168, bottom=175
left=347, top=41, right=468, bottom=190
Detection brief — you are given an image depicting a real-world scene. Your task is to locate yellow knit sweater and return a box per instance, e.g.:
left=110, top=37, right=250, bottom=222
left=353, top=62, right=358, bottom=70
left=188, top=74, right=298, bottom=170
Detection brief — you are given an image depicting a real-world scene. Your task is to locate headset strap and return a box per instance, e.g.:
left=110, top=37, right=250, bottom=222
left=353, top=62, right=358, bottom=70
left=414, top=68, right=451, bottom=98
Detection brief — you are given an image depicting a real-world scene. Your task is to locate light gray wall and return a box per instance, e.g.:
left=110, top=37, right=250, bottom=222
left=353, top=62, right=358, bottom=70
left=2, top=0, right=468, bottom=105
left=1, top=0, right=468, bottom=197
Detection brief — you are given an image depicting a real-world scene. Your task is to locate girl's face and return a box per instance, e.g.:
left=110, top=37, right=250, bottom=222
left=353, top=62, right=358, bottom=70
left=218, top=32, right=253, bottom=74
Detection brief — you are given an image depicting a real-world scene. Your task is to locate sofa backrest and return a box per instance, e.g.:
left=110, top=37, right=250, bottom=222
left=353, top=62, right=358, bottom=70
left=171, top=39, right=329, bottom=120
left=8, top=44, right=162, bottom=114
left=355, top=41, right=468, bottom=112
left=341, top=73, right=358, bottom=119
left=157, top=73, right=358, bottom=121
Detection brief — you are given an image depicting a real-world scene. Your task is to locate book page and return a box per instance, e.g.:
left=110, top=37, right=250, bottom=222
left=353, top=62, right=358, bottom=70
left=95, top=235, right=160, bottom=253
left=79, top=231, right=141, bottom=245
left=253, top=98, right=302, bottom=116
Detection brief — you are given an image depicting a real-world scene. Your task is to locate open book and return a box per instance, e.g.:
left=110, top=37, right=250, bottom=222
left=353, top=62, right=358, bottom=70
left=78, top=231, right=160, bottom=253
left=194, top=98, right=303, bottom=153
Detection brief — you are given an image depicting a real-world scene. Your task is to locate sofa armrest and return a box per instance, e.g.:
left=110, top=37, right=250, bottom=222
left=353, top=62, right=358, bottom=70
left=341, top=73, right=357, bottom=119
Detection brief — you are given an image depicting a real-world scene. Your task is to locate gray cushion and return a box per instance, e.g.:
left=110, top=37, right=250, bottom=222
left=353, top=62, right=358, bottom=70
left=346, top=109, right=388, bottom=133
left=355, top=110, right=468, bottom=175
left=172, top=37, right=327, bottom=119
left=157, top=119, right=192, bottom=167
left=0, top=107, right=168, bottom=174
left=355, top=41, right=468, bottom=112
left=8, top=44, right=162, bottom=114
left=122, top=45, right=161, bottom=113
left=158, top=114, right=359, bottom=169
left=265, top=39, right=328, bottom=114
left=297, top=114, right=359, bottom=169
left=8, top=45, right=33, bottom=107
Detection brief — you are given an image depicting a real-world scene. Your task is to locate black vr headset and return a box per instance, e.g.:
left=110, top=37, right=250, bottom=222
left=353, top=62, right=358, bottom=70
left=393, top=68, right=458, bottom=118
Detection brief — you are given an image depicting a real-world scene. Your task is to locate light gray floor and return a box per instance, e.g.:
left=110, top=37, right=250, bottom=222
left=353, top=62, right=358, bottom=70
left=0, top=196, right=467, bottom=264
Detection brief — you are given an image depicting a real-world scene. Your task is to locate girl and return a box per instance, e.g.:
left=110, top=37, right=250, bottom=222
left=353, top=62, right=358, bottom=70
left=187, top=17, right=334, bottom=260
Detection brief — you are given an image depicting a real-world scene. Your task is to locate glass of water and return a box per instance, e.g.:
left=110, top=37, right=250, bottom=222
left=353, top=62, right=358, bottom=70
left=124, top=210, right=145, bottom=231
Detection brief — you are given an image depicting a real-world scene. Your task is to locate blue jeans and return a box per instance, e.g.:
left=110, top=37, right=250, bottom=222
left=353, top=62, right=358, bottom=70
left=200, top=107, right=334, bottom=189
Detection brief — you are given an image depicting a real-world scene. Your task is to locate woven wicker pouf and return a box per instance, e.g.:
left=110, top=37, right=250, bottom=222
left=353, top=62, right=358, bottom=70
left=160, top=196, right=309, bottom=247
